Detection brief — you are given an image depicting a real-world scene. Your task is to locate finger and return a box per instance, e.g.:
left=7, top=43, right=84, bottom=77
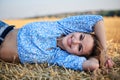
left=108, top=60, right=114, bottom=68
left=105, top=64, right=109, bottom=68
left=109, top=59, right=115, bottom=66
left=105, top=61, right=109, bottom=68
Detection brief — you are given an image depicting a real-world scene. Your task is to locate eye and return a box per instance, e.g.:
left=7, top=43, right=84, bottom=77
left=79, top=43, right=82, bottom=51
left=80, top=34, right=84, bottom=41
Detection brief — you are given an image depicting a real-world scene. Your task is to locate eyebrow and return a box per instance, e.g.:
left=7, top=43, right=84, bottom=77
left=82, top=34, right=85, bottom=40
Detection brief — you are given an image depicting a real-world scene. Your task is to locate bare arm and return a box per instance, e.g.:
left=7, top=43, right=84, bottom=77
left=94, top=20, right=107, bottom=51
left=83, top=57, right=99, bottom=71
left=94, top=20, right=114, bottom=68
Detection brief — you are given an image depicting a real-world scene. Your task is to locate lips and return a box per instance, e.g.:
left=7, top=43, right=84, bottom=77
left=67, top=36, right=72, bottom=48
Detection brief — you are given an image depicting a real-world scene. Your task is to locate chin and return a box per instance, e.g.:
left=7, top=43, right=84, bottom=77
left=62, top=37, right=69, bottom=51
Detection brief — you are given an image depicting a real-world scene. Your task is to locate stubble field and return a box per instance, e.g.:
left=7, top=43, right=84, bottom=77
left=0, top=16, right=120, bottom=80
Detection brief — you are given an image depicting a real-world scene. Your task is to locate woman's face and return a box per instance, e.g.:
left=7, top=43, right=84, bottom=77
left=59, top=32, right=94, bottom=56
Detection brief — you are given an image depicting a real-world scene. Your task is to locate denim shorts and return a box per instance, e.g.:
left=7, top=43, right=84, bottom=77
left=0, top=21, right=14, bottom=45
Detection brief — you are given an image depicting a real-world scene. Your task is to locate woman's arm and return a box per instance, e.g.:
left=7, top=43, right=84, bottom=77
left=83, top=57, right=99, bottom=71
left=57, top=15, right=103, bottom=34
left=51, top=53, right=87, bottom=71
left=94, top=20, right=114, bottom=68
left=94, top=20, right=106, bottom=51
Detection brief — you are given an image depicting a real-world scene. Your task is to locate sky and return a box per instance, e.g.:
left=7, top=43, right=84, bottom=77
left=0, top=0, right=120, bottom=19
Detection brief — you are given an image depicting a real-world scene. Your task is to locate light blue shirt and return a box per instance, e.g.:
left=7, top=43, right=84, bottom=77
left=17, top=15, right=103, bottom=71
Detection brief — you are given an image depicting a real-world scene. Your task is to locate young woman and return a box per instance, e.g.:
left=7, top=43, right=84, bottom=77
left=0, top=15, right=114, bottom=71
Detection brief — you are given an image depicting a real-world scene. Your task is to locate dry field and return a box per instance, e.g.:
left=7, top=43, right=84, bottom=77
left=0, top=16, right=120, bottom=80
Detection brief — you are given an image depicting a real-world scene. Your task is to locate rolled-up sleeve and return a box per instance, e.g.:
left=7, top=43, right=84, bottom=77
left=57, top=15, right=103, bottom=34
left=50, top=53, right=87, bottom=71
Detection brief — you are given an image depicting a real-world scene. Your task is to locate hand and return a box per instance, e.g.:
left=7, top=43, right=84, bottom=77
left=104, top=57, right=115, bottom=68
left=83, top=57, right=99, bottom=71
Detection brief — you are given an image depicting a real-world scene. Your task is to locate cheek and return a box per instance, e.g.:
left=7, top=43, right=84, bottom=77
left=62, top=37, right=72, bottom=53
left=68, top=48, right=79, bottom=55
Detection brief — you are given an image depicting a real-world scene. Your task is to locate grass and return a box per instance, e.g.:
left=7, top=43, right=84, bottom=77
left=0, top=16, right=120, bottom=80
